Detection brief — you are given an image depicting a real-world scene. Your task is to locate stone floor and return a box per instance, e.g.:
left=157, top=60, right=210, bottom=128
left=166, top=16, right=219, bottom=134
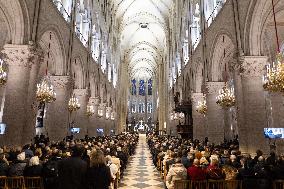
left=119, top=134, right=165, bottom=189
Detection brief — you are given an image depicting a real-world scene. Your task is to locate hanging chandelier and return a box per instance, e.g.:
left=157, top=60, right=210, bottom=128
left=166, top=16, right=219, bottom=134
left=111, top=111, right=116, bottom=120
left=216, top=84, right=236, bottom=108
left=179, top=112, right=185, bottom=119
left=263, top=0, right=284, bottom=93
left=0, top=59, right=7, bottom=85
left=169, top=112, right=174, bottom=121
left=263, top=53, right=284, bottom=93
left=86, top=104, right=95, bottom=117
left=196, top=98, right=207, bottom=115
left=68, top=94, right=80, bottom=112
left=36, top=77, right=56, bottom=103
left=98, top=106, right=104, bottom=118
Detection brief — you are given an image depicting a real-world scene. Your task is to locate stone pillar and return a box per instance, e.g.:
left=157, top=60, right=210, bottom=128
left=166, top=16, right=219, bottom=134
left=45, top=76, right=72, bottom=141
left=73, top=89, right=89, bottom=139
left=105, top=106, right=112, bottom=135
left=239, top=56, right=269, bottom=155
left=99, top=103, right=106, bottom=135
left=88, top=96, right=100, bottom=136
left=205, top=82, right=225, bottom=144
left=191, top=93, right=206, bottom=141
left=23, top=48, right=43, bottom=144
left=0, top=45, right=38, bottom=146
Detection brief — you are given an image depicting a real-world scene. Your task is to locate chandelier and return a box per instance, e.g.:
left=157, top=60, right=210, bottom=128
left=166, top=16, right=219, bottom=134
left=0, top=59, right=7, bottom=85
left=98, top=106, right=104, bottom=118
left=111, top=111, right=116, bottom=120
left=196, top=98, right=207, bottom=115
left=36, top=77, right=56, bottom=103
left=263, top=53, right=284, bottom=93
left=68, top=94, right=80, bottom=112
left=216, top=84, right=236, bottom=108
left=86, top=104, right=95, bottom=117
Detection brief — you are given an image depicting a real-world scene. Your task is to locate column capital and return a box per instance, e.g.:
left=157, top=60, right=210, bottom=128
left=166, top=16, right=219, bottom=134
left=50, top=75, right=73, bottom=89
left=191, top=93, right=205, bottom=103
left=205, top=82, right=225, bottom=94
left=73, top=89, right=89, bottom=97
left=89, top=96, right=100, bottom=105
left=240, top=56, right=267, bottom=77
left=1, top=44, right=43, bottom=68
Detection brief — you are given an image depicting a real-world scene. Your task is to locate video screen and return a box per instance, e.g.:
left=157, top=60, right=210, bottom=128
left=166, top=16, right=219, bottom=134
left=0, top=123, right=6, bottom=135
left=70, top=128, right=80, bottom=134
left=97, top=128, right=104, bottom=133
left=264, top=128, right=284, bottom=139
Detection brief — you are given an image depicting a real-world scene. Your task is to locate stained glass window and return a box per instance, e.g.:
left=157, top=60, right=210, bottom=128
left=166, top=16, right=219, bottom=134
left=148, top=79, right=152, bottom=95
left=131, top=79, right=136, bottom=95
left=139, top=80, right=145, bottom=96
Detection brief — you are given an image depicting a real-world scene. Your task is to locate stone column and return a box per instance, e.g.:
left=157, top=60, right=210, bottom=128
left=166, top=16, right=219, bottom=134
left=45, top=76, right=72, bottom=141
left=99, top=103, right=107, bottom=135
left=22, top=48, right=43, bottom=144
left=239, top=56, right=269, bottom=155
left=0, top=45, right=38, bottom=146
left=88, top=96, right=99, bottom=136
left=73, top=89, right=89, bottom=139
left=191, top=93, right=206, bottom=141
left=205, top=82, right=225, bottom=144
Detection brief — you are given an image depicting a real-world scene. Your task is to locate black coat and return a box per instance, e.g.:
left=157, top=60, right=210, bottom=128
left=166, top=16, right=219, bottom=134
left=8, top=161, right=27, bottom=176
left=85, top=165, right=112, bottom=189
left=57, top=157, right=87, bottom=189
left=0, top=160, right=9, bottom=176
left=24, top=165, right=43, bottom=177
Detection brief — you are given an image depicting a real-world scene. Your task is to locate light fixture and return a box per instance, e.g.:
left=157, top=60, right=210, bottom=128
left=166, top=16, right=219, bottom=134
left=196, top=95, right=207, bottom=115
left=216, top=84, right=236, bottom=108
left=179, top=112, right=185, bottom=119
left=111, top=111, right=116, bottom=120
left=169, top=112, right=174, bottom=121
left=263, top=0, right=284, bottom=93
left=68, top=94, right=80, bottom=112
left=0, top=59, right=7, bottom=85
left=173, top=112, right=179, bottom=120
left=106, top=111, right=110, bottom=120
left=36, top=76, right=56, bottom=103
left=98, top=106, right=103, bottom=118
left=86, top=104, right=95, bottom=117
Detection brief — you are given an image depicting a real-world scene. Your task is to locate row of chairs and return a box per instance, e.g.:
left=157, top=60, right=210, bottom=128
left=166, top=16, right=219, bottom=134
left=0, top=176, right=43, bottom=189
left=174, top=179, right=284, bottom=189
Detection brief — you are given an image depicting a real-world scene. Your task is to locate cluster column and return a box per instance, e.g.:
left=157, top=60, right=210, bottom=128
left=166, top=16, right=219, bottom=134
left=205, top=82, right=225, bottom=144
left=45, top=76, right=73, bottom=141
left=191, top=93, right=206, bottom=141
left=73, top=89, right=89, bottom=139
left=0, top=45, right=39, bottom=146
left=88, top=96, right=99, bottom=136
left=239, top=56, right=269, bottom=154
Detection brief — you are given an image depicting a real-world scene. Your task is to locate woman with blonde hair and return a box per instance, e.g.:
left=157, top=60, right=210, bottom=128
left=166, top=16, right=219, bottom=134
left=86, top=150, right=112, bottom=189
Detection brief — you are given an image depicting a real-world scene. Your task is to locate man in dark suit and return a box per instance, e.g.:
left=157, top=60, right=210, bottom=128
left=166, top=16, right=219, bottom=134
left=57, top=144, right=87, bottom=189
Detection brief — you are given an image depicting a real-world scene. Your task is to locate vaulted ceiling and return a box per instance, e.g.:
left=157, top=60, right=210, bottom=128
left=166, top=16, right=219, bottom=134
left=111, top=0, right=173, bottom=80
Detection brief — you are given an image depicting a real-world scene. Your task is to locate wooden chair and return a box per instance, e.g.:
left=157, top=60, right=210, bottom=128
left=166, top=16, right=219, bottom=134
left=175, top=180, right=190, bottom=189
left=190, top=180, right=207, bottom=189
left=224, top=180, right=242, bottom=189
left=273, top=180, right=284, bottom=189
left=24, top=177, right=44, bottom=189
left=208, top=180, right=225, bottom=189
left=6, top=176, right=25, bottom=189
left=0, top=176, right=7, bottom=189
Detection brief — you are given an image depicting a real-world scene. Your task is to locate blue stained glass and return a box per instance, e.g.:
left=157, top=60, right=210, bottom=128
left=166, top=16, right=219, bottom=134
left=139, top=80, right=145, bottom=96
left=148, top=79, right=152, bottom=95
left=131, top=79, right=136, bottom=95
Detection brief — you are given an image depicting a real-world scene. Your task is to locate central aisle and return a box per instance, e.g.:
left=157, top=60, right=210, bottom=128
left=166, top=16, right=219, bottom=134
left=119, top=134, right=164, bottom=189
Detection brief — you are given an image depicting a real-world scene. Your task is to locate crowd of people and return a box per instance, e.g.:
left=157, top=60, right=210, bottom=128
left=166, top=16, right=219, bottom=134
left=0, top=133, right=138, bottom=189
left=147, top=134, right=284, bottom=189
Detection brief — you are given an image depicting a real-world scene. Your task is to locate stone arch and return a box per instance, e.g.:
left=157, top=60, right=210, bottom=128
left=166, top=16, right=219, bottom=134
left=71, top=56, right=85, bottom=89
left=38, top=29, right=66, bottom=76
left=0, top=0, right=29, bottom=45
left=244, top=0, right=284, bottom=56
left=210, top=34, right=235, bottom=82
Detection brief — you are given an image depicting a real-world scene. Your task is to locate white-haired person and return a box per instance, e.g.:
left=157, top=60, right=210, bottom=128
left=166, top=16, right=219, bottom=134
left=106, top=155, right=118, bottom=189
left=166, top=157, right=187, bottom=189
left=24, top=156, right=43, bottom=177
left=206, top=155, right=225, bottom=180
left=8, top=152, right=27, bottom=176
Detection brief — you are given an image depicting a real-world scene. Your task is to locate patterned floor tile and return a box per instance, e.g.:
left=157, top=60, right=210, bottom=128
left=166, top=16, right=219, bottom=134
left=119, top=134, right=165, bottom=189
